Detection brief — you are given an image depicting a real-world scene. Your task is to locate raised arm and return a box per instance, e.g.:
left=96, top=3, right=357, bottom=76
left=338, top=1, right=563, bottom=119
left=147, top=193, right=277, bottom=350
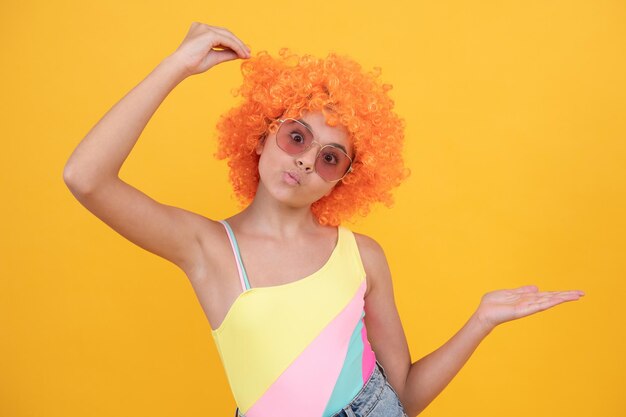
left=63, top=23, right=250, bottom=275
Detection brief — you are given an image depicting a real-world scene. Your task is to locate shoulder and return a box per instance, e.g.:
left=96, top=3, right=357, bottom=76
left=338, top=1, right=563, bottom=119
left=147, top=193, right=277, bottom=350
left=183, top=216, right=235, bottom=282
left=352, top=232, right=391, bottom=298
left=353, top=232, right=386, bottom=260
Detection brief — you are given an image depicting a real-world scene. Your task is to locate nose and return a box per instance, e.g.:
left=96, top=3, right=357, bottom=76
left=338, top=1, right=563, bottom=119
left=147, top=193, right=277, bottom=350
left=295, top=144, right=320, bottom=173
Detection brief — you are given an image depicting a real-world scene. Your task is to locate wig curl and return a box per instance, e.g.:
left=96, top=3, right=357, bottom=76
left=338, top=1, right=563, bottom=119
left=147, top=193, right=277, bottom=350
left=215, top=49, right=409, bottom=226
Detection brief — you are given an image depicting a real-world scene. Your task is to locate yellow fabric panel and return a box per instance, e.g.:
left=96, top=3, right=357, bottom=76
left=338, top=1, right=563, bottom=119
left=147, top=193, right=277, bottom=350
left=211, top=227, right=366, bottom=411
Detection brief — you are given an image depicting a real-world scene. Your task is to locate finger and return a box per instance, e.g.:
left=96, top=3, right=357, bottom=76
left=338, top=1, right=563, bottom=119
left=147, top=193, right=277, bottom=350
left=207, top=49, right=240, bottom=67
left=209, top=27, right=250, bottom=58
left=190, top=24, right=249, bottom=59
left=212, top=36, right=250, bottom=59
left=527, top=294, right=583, bottom=313
left=558, top=290, right=585, bottom=296
left=537, top=290, right=585, bottom=298
left=212, top=26, right=250, bottom=53
left=539, top=295, right=582, bottom=308
left=530, top=292, right=583, bottom=305
left=514, top=285, right=539, bottom=293
left=554, top=292, right=585, bottom=301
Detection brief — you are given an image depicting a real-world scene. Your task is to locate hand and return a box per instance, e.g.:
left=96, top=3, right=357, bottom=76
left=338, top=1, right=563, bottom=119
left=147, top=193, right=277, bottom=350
left=474, top=285, right=585, bottom=332
left=168, top=22, right=250, bottom=77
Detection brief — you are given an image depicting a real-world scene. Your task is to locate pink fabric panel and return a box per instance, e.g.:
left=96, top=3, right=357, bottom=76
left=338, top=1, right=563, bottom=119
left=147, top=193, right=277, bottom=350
left=245, top=281, right=367, bottom=417
left=360, top=320, right=376, bottom=383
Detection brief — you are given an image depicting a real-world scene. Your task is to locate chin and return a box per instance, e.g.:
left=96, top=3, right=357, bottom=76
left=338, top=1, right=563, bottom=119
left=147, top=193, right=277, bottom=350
left=273, top=190, right=320, bottom=209
left=267, top=183, right=327, bottom=209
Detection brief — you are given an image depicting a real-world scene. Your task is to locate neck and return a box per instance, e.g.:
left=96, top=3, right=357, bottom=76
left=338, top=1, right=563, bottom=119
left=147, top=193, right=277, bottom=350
left=231, top=184, right=324, bottom=238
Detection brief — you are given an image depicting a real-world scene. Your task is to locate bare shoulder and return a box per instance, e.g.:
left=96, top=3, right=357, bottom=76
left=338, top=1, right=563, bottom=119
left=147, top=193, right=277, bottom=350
left=185, top=216, right=233, bottom=279
left=353, top=232, right=391, bottom=298
left=354, top=232, right=386, bottom=261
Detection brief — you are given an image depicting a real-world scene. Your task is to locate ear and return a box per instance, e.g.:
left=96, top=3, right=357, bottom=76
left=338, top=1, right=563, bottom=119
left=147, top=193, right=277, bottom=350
left=255, top=136, right=266, bottom=155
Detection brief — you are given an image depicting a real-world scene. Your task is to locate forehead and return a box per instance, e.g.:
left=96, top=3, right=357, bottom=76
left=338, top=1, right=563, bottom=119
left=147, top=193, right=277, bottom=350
left=298, top=111, right=352, bottom=153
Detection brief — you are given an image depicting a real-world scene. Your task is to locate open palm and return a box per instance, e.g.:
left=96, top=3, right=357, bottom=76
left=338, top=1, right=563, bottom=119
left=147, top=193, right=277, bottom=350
left=475, top=285, right=585, bottom=330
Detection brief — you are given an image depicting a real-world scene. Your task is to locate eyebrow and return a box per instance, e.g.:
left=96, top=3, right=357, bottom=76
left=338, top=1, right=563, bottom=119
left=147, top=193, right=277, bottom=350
left=296, top=119, right=350, bottom=155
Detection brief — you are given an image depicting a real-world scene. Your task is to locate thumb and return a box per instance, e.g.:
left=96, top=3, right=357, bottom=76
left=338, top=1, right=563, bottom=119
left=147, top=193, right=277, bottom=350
left=515, top=285, right=539, bottom=293
left=205, top=49, right=240, bottom=68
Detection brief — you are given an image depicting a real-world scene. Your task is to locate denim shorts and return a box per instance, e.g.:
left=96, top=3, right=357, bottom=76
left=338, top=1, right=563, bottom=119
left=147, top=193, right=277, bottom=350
left=234, top=360, right=408, bottom=417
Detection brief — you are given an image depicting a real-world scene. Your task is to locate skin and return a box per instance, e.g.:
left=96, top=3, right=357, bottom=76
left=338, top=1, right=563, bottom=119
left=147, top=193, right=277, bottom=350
left=63, top=22, right=584, bottom=417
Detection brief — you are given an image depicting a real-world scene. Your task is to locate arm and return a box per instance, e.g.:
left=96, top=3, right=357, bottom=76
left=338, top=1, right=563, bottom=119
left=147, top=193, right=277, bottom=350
left=63, top=23, right=250, bottom=275
left=401, top=310, right=490, bottom=416
left=358, top=234, right=584, bottom=417
left=402, top=287, right=584, bottom=416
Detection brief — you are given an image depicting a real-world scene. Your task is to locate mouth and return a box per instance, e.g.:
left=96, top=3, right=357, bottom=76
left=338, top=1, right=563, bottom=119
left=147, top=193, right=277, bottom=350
left=283, top=171, right=301, bottom=185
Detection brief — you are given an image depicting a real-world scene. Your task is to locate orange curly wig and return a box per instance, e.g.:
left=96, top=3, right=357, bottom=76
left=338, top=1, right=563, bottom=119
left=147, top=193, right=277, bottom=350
left=215, top=49, right=409, bottom=226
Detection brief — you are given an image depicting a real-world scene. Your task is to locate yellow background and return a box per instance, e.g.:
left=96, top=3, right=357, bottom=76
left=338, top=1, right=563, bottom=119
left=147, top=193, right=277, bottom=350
left=1, top=1, right=624, bottom=416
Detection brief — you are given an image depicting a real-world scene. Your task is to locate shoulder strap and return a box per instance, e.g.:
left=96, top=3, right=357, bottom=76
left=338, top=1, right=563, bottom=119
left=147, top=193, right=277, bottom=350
left=339, top=226, right=367, bottom=281
left=218, top=220, right=252, bottom=292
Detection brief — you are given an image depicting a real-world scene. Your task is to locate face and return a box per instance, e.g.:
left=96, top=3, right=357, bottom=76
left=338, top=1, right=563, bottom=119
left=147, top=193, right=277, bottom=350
left=256, top=110, right=353, bottom=208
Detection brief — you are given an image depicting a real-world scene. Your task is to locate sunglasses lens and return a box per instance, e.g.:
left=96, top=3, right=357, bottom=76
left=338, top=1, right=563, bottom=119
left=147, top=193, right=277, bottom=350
left=276, top=119, right=313, bottom=154
left=276, top=119, right=352, bottom=182
left=315, top=147, right=352, bottom=182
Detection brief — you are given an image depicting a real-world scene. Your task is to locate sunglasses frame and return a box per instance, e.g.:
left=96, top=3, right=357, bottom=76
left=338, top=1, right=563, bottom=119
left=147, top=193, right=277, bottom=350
left=275, top=118, right=353, bottom=183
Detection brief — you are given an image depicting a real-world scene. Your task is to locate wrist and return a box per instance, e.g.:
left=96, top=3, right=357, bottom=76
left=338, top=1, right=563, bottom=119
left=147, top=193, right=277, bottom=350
left=468, top=311, right=496, bottom=338
left=158, top=54, right=193, bottom=83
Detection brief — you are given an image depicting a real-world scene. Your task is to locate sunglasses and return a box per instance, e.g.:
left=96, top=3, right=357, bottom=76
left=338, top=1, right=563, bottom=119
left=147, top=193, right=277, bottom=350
left=275, top=118, right=353, bottom=182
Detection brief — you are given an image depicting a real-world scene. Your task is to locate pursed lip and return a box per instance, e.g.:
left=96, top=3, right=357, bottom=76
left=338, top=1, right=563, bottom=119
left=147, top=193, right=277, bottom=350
left=283, top=170, right=301, bottom=185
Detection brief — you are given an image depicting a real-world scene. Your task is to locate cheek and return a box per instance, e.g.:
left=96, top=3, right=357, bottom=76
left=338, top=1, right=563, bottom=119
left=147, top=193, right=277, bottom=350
left=308, top=166, right=340, bottom=197
left=257, top=150, right=271, bottom=179
left=256, top=142, right=290, bottom=181
left=320, top=181, right=338, bottom=198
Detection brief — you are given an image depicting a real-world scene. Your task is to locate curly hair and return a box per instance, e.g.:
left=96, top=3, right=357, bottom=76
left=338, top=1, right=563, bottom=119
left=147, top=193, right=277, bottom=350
left=215, top=49, right=409, bottom=226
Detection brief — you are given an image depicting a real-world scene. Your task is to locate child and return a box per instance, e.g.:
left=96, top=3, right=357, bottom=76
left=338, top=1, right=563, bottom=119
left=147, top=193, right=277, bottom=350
left=63, top=22, right=584, bottom=417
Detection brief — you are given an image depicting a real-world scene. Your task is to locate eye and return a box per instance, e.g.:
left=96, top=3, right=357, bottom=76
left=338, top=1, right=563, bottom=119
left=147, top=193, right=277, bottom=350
left=290, top=131, right=306, bottom=144
left=320, top=149, right=339, bottom=165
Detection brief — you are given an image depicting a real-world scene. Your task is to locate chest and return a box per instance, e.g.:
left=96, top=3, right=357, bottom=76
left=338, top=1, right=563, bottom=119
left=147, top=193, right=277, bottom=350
left=234, top=235, right=338, bottom=287
left=191, top=230, right=344, bottom=331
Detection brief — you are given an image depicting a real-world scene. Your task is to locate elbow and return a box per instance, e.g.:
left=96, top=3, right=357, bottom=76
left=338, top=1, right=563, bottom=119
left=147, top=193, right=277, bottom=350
left=63, top=163, right=96, bottom=196
left=406, top=405, right=425, bottom=417
left=62, top=163, right=75, bottom=185
left=399, top=388, right=427, bottom=417
left=403, top=396, right=431, bottom=417
left=63, top=163, right=82, bottom=192
left=401, top=401, right=424, bottom=417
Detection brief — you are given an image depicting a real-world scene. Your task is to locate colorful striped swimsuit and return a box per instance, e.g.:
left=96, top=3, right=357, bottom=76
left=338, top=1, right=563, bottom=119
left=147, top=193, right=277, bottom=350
left=212, top=220, right=377, bottom=417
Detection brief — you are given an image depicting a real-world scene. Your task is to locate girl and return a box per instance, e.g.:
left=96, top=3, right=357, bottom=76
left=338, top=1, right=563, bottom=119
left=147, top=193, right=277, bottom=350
left=63, top=22, right=584, bottom=417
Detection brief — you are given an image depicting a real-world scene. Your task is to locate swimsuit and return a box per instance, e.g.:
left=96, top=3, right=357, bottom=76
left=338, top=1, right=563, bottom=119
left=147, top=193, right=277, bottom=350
left=212, top=220, right=378, bottom=417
